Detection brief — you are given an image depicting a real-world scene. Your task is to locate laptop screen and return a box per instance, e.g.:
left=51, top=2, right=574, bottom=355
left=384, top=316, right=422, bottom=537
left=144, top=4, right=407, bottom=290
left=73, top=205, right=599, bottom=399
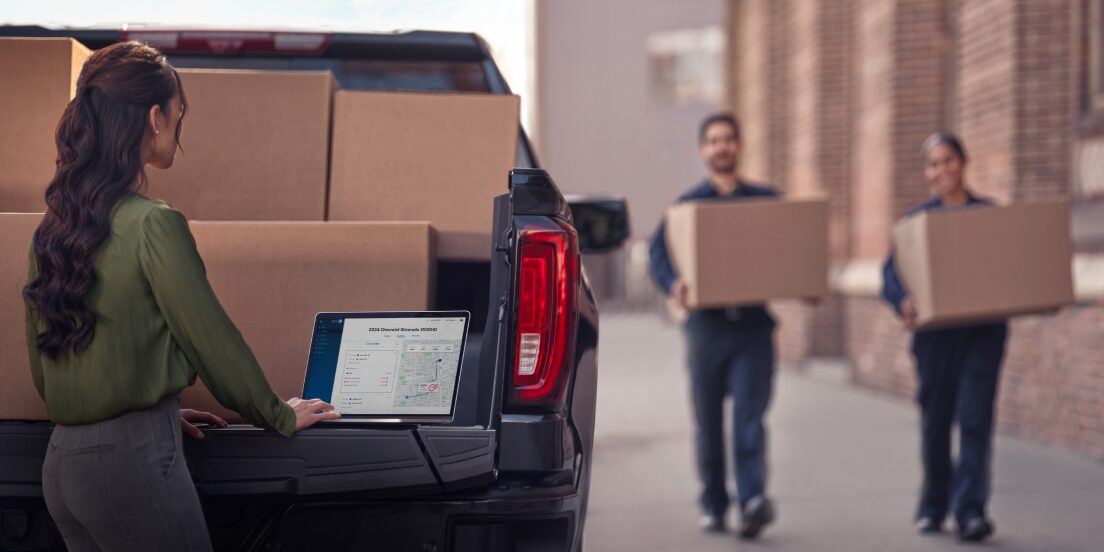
left=302, top=311, right=469, bottom=419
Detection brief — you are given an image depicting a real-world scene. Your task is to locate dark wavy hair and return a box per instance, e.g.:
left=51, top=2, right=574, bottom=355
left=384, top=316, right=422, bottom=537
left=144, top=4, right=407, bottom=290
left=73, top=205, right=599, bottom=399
left=23, top=41, right=185, bottom=359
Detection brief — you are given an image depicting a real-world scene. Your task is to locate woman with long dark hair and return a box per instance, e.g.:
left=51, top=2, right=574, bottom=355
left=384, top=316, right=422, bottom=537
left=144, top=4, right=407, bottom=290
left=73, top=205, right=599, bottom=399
left=881, top=132, right=1007, bottom=542
left=23, top=41, right=339, bottom=552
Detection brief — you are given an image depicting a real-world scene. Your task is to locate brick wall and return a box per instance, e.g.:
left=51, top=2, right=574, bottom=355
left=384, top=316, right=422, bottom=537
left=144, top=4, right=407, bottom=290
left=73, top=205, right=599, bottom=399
left=787, top=0, right=817, bottom=198
left=957, top=0, right=1076, bottom=202
left=773, top=302, right=813, bottom=363
left=773, top=0, right=814, bottom=364
left=775, top=294, right=848, bottom=364
left=1000, top=306, right=1104, bottom=458
left=821, top=1, right=856, bottom=262
left=845, top=296, right=916, bottom=396
left=1013, top=0, right=1075, bottom=200
left=890, top=0, right=952, bottom=216
left=731, top=0, right=771, bottom=183
left=766, top=0, right=791, bottom=189
left=851, top=0, right=896, bottom=259
left=808, top=2, right=854, bottom=357
left=957, top=0, right=1018, bottom=203
left=726, top=0, right=1104, bottom=459
left=735, top=0, right=854, bottom=363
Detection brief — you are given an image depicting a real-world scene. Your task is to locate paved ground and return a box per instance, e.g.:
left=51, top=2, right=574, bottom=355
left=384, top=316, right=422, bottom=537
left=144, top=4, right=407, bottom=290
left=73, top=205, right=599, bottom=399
left=583, top=314, right=1104, bottom=551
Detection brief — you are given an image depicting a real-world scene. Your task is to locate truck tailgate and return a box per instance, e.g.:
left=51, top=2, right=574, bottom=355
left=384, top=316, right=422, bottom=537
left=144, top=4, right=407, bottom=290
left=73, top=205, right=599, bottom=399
left=185, top=425, right=495, bottom=496
left=0, top=423, right=495, bottom=498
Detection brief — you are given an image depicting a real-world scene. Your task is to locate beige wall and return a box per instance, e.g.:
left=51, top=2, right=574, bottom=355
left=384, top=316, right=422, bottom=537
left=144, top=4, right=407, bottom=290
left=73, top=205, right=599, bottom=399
left=534, top=0, right=724, bottom=239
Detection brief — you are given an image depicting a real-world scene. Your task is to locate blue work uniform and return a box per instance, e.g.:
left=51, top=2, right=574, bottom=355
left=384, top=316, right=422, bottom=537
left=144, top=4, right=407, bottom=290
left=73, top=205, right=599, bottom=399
left=881, top=192, right=1008, bottom=526
left=649, top=179, right=777, bottom=517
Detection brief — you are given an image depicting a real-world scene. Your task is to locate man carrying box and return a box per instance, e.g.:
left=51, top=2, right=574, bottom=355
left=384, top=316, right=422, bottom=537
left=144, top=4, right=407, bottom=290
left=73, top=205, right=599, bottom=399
left=648, top=112, right=777, bottom=540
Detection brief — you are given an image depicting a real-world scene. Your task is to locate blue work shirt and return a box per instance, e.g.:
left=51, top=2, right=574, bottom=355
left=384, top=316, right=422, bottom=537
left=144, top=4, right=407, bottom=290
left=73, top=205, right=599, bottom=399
left=648, top=179, right=778, bottom=328
left=881, top=191, right=1007, bottom=328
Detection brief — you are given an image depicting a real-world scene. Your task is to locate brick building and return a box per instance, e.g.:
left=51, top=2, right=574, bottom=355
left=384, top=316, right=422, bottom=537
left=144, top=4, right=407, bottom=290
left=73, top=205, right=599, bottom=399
left=725, top=0, right=1104, bottom=459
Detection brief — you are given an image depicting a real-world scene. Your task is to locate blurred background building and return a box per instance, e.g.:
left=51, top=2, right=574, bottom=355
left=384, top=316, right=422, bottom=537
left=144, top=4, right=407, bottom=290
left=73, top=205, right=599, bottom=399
left=537, top=0, right=1104, bottom=461
left=5, top=0, right=1101, bottom=463
left=534, top=0, right=726, bottom=305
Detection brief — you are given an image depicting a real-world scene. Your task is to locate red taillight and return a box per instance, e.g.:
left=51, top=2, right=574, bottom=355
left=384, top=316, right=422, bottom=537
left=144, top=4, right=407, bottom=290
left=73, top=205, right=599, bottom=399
left=510, top=220, right=579, bottom=408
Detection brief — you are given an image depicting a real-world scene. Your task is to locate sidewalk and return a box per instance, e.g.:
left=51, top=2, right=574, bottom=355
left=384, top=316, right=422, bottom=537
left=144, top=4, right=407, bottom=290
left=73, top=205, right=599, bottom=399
left=584, top=314, right=1104, bottom=551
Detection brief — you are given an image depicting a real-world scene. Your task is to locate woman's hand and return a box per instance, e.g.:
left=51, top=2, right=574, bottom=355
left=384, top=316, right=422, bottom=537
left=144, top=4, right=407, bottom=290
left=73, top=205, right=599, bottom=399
left=288, top=398, right=341, bottom=431
left=180, top=409, right=228, bottom=439
left=900, top=296, right=919, bottom=331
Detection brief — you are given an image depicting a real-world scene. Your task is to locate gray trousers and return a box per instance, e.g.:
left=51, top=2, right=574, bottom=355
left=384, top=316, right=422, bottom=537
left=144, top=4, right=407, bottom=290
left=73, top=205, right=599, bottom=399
left=43, top=393, right=213, bottom=552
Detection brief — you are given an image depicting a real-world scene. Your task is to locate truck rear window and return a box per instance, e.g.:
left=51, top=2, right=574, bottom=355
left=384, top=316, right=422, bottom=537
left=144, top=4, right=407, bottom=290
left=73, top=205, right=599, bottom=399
left=167, top=56, right=490, bottom=92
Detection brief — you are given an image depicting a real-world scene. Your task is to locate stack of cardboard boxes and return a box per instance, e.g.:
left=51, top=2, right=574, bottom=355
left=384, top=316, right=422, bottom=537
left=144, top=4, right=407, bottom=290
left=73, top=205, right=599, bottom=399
left=0, top=38, right=518, bottom=421
left=1, top=38, right=91, bottom=421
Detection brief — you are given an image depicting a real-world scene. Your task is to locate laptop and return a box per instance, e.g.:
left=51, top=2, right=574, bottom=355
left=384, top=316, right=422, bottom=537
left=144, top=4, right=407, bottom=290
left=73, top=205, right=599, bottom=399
left=301, top=311, right=470, bottom=424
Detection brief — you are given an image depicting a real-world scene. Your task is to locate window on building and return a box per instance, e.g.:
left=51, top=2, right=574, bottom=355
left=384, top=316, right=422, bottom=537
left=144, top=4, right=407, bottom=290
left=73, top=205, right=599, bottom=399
left=646, top=26, right=725, bottom=107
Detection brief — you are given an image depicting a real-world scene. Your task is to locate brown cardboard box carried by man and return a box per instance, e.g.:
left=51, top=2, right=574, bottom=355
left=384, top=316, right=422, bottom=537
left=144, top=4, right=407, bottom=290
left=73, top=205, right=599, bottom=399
left=664, top=198, right=829, bottom=310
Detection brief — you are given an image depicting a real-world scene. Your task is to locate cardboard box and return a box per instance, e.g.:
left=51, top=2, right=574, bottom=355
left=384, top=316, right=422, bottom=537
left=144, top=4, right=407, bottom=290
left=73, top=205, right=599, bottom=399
left=181, top=221, right=435, bottom=419
left=892, top=200, right=1073, bottom=328
left=665, top=198, right=829, bottom=308
left=144, top=69, right=334, bottom=221
left=328, top=91, right=519, bottom=260
left=0, top=39, right=90, bottom=212
left=0, top=213, right=49, bottom=420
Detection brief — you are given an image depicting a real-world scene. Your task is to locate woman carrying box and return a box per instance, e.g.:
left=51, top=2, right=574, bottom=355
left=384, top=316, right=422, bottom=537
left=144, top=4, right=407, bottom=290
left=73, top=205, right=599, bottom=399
left=22, top=41, right=340, bottom=552
left=881, top=132, right=1007, bottom=542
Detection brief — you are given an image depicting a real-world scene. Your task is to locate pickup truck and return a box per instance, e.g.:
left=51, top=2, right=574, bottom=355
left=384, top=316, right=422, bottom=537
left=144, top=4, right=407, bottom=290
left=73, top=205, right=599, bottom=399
left=0, top=26, right=631, bottom=552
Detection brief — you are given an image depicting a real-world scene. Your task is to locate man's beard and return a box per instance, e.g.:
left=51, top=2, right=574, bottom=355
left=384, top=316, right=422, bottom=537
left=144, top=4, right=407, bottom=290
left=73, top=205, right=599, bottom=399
left=710, top=157, right=736, bottom=174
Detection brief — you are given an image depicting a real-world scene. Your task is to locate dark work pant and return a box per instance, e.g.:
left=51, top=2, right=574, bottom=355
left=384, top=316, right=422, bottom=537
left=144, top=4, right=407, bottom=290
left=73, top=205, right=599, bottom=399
left=684, top=312, right=775, bottom=516
left=42, top=394, right=214, bottom=552
left=911, top=323, right=1007, bottom=525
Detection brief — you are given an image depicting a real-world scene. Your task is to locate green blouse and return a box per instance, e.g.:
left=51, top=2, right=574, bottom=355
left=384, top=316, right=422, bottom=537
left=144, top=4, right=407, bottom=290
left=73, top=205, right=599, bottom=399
left=25, top=193, right=295, bottom=437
